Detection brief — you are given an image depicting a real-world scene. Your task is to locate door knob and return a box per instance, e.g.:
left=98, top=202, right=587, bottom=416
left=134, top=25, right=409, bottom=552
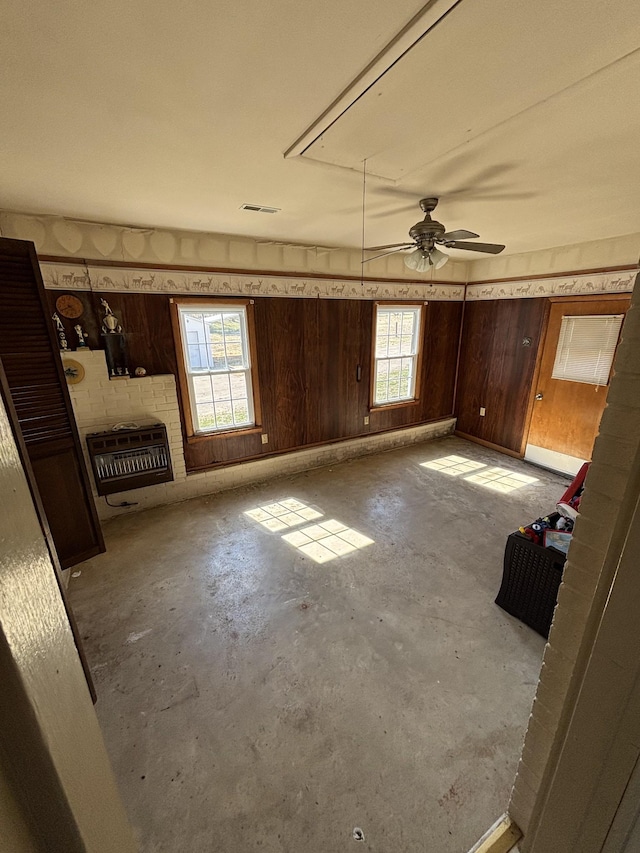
left=535, top=392, right=544, bottom=401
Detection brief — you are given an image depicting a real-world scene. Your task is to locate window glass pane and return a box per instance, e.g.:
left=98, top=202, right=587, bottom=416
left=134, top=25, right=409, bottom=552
left=387, top=358, right=402, bottom=399
left=388, top=333, right=401, bottom=356
left=552, top=314, right=623, bottom=386
left=197, top=402, right=216, bottom=431
left=375, top=331, right=389, bottom=358
left=214, top=400, right=233, bottom=429
left=212, top=373, right=231, bottom=402
left=375, top=360, right=389, bottom=404
left=230, top=372, right=248, bottom=400
left=192, top=375, right=213, bottom=404
left=223, top=313, right=244, bottom=368
left=401, top=312, right=415, bottom=336
left=377, top=312, right=390, bottom=336
left=201, top=313, right=219, bottom=369
left=400, top=335, right=413, bottom=355
left=233, top=400, right=249, bottom=425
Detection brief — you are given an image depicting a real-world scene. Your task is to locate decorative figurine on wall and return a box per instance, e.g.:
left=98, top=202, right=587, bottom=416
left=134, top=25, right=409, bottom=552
left=74, top=324, right=88, bottom=348
left=100, top=298, right=123, bottom=334
left=52, top=312, right=69, bottom=350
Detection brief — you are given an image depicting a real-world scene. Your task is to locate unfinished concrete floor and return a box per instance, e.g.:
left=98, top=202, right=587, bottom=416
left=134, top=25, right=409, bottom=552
left=70, top=436, right=568, bottom=853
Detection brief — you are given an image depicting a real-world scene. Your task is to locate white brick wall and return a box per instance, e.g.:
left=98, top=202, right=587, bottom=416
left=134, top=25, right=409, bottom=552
left=510, top=275, right=640, bottom=841
left=65, top=349, right=455, bottom=521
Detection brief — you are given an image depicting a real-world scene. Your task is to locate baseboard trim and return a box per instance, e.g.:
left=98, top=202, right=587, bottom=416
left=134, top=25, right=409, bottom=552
left=466, top=813, right=522, bottom=853
left=455, top=431, right=523, bottom=460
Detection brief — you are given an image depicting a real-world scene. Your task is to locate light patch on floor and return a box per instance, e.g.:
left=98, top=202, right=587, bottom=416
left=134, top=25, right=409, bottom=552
left=421, top=456, right=539, bottom=493
left=282, top=519, right=374, bottom=563
left=244, top=497, right=323, bottom=531
left=421, top=455, right=487, bottom=476
left=465, top=467, right=539, bottom=494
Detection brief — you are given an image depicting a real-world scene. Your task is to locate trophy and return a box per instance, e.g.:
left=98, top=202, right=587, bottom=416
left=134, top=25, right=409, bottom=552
left=52, top=313, right=69, bottom=351
left=99, top=299, right=130, bottom=378
left=74, top=324, right=88, bottom=348
left=100, top=298, right=123, bottom=334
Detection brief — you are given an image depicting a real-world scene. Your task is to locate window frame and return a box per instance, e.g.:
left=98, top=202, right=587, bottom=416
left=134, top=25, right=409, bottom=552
left=370, top=301, right=426, bottom=410
left=171, top=297, right=262, bottom=439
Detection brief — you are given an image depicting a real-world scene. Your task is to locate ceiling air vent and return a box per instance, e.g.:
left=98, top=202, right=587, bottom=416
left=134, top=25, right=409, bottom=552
left=240, top=203, right=280, bottom=214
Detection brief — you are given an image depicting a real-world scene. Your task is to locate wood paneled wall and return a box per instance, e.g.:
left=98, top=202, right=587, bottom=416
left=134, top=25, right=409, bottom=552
left=455, top=298, right=548, bottom=454
left=45, top=290, right=462, bottom=471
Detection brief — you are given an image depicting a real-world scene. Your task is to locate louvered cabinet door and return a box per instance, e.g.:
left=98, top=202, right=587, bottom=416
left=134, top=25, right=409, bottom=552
left=0, top=238, right=104, bottom=568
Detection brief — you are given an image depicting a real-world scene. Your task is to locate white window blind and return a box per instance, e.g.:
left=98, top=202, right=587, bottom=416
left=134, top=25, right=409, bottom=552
left=551, top=314, right=623, bottom=386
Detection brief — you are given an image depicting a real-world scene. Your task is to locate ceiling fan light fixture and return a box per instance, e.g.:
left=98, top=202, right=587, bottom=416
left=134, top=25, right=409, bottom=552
left=404, top=247, right=449, bottom=272
left=404, top=248, right=432, bottom=272
left=429, top=247, right=449, bottom=269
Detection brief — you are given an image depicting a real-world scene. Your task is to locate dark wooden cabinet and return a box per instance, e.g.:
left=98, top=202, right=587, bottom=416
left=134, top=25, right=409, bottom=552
left=0, top=238, right=104, bottom=568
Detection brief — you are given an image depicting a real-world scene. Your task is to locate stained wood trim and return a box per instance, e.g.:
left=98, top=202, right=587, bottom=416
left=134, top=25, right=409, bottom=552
left=454, top=430, right=524, bottom=459
left=466, top=813, right=521, bottom=853
left=186, top=425, right=263, bottom=444
left=171, top=295, right=253, bottom=306
left=38, top=254, right=461, bottom=287
left=548, top=292, right=631, bottom=303
left=245, top=301, right=262, bottom=427
left=170, top=297, right=263, bottom=439
left=519, top=298, right=552, bottom=456
left=370, top=399, right=421, bottom=413
left=452, top=282, right=469, bottom=409
left=169, top=300, right=195, bottom=438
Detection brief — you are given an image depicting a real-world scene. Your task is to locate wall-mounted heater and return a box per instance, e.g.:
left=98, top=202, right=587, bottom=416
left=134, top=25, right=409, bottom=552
left=86, top=423, right=173, bottom=496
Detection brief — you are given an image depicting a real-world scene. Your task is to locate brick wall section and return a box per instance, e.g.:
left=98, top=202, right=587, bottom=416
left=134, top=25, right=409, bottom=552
left=65, top=350, right=455, bottom=521
left=510, top=275, right=640, bottom=839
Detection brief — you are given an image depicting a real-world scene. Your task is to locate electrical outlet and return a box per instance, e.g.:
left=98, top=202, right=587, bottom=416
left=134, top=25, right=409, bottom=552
left=479, top=407, right=486, bottom=417
left=261, top=433, right=269, bottom=444
left=364, top=416, right=370, bottom=425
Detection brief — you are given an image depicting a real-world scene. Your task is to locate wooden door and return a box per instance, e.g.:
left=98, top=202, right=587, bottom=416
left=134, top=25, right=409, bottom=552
left=527, top=296, right=631, bottom=461
left=0, top=237, right=104, bottom=568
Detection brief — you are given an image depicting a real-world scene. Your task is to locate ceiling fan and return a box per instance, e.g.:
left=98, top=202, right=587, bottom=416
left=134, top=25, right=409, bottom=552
left=363, top=197, right=505, bottom=271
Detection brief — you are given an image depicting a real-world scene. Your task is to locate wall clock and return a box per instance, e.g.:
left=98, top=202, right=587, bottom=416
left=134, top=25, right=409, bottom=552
left=56, top=294, right=84, bottom=319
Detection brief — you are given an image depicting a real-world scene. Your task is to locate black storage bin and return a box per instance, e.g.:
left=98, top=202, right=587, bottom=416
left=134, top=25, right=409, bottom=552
left=495, top=531, right=566, bottom=638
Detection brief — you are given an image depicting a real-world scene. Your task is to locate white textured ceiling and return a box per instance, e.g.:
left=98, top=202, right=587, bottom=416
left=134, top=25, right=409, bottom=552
left=1, top=0, right=639, bottom=257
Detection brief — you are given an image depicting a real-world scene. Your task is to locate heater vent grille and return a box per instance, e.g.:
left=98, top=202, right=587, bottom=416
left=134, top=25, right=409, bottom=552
left=86, top=423, right=173, bottom=495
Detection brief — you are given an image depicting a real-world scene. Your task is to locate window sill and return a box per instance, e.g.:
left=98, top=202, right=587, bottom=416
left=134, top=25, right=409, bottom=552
left=186, top=425, right=263, bottom=444
left=370, top=399, right=420, bottom=413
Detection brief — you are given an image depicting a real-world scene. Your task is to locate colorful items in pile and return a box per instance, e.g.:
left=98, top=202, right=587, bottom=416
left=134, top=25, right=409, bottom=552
left=519, top=514, right=574, bottom=546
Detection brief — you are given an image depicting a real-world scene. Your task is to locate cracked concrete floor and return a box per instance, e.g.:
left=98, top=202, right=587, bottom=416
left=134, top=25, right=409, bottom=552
left=69, top=436, right=568, bottom=853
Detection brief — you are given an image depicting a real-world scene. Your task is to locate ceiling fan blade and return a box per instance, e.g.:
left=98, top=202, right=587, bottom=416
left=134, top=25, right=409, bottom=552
left=447, top=241, right=505, bottom=254
left=365, top=242, right=414, bottom=251
left=362, top=247, right=412, bottom=264
left=441, top=229, right=479, bottom=241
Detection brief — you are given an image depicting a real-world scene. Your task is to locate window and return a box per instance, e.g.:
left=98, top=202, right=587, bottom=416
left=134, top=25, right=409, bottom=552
left=372, top=304, right=423, bottom=406
left=176, top=302, right=258, bottom=434
left=552, top=314, right=624, bottom=386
